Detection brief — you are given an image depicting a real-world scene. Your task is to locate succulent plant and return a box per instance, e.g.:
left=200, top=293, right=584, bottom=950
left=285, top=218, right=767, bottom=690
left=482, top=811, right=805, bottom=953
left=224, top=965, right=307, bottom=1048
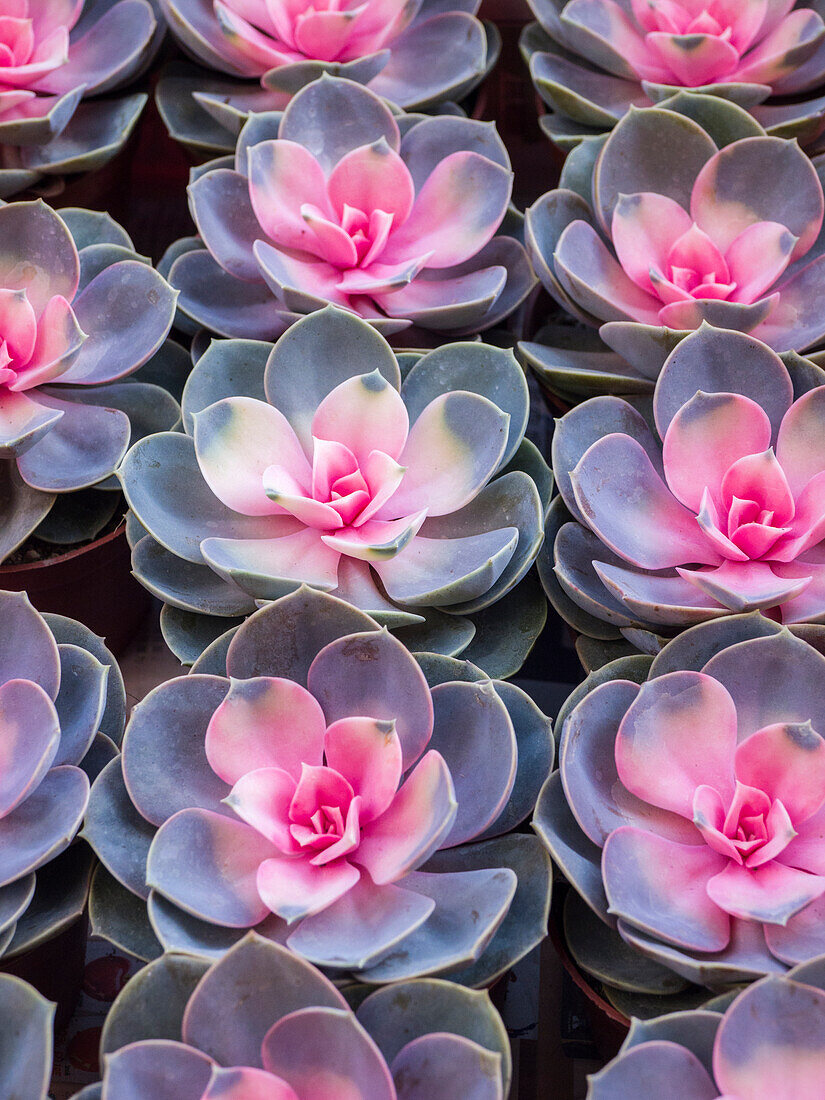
left=0, top=973, right=53, bottom=1098
left=0, top=201, right=180, bottom=562
left=82, top=932, right=512, bottom=1100
left=163, top=75, right=536, bottom=340
left=543, top=325, right=825, bottom=643
left=588, top=955, right=825, bottom=1098
left=535, top=610, right=825, bottom=1007
left=0, top=589, right=125, bottom=964
left=155, top=2, right=499, bottom=158
left=0, top=0, right=162, bottom=197
left=522, top=0, right=825, bottom=150
left=83, top=585, right=553, bottom=984
left=521, top=95, right=825, bottom=403
left=119, top=305, right=550, bottom=677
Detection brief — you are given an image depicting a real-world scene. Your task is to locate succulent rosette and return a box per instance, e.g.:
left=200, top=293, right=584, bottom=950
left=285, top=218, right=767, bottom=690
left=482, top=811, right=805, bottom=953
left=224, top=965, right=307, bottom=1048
left=521, top=97, right=825, bottom=403
left=83, top=586, right=553, bottom=985
left=155, top=2, right=498, bottom=158
left=164, top=75, right=536, bottom=340
left=543, top=325, right=825, bottom=645
left=534, top=611, right=825, bottom=1010
left=0, top=0, right=162, bottom=197
left=73, top=933, right=511, bottom=1100
left=0, top=974, right=53, bottom=1098
left=588, top=955, right=825, bottom=1098
left=0, top=201, right=180, bottom=562
left=118, top=306, right=550, bottom=677
left=0, top=589, right=125, bottom=965
left=522, top=0, right=825, bottom=151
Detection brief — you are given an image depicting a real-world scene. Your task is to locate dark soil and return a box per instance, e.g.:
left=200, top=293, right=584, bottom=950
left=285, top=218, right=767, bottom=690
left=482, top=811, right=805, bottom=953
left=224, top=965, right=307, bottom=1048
left=2, top=512, right=124, bottom=568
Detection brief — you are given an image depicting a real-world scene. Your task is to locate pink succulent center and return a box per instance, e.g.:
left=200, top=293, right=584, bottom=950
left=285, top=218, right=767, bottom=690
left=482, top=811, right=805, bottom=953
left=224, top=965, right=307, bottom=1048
left=694, top=780, right=795, bottom=869
left=0, top=13, right=36, bottom=69
left=203, top=678, right=453, bottom=925
left=286, top=763, right=362, bottom=863
left=338, top=202, right=392, bottom=267
left=611, top=188, right=800, bottom=331
left=626, top=0, right=767, bottom=86
left=0, top=287, right=81, bottom=394
left=609, top=670, right=825, bottom=934
left=0, top=343, right=18, bottom=388
left=311, top=441, right=371, bottom=524
left=244, top=121, right=511, bottom=319
left=216, top=0, right=412, bottom=68
left=652, top=223, right=737, bottom=304
left=0, top=347, right=27, bottom=390
left=280, top=0, right=381, bottom=61
left=239, top=369, right=431, bottom=564
left=694, top=448, right=797, bottom=562
left=642, top=0, right=736, bottom=40
left=268, top=142, right=436, bottom=299
left=264, top=432, right=405, bottom=532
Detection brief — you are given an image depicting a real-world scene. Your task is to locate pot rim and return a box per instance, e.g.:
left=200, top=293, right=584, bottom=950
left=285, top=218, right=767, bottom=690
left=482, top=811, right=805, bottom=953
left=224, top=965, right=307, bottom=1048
left=548, top=895, right=631, bottom=1030
left=0, top=520, right=127, bottom=576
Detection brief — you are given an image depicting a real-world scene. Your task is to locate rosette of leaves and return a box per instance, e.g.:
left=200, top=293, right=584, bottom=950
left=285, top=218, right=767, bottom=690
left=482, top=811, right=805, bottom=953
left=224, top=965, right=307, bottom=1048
left=155, top=0, right=499, bottom=158
left=161, top=75, right=536, bottom=341
left=119, top=306, right=551, bottom=678
left=541, top=325, right=825, bottom=652
left=0, top=0, right=164, bottom=198
left=521, top=0, right=825, bottom=153
left=74, top=932, right=513, bottom=1100
left=0, top=201, right=181, bottom=562
left=519, top=93, right=825, bottom=405
left=0, top=589, right=126, bottom=965
left=83, top=585, right=553, bottom=986
left=534, top=610, right=825, bottom=1020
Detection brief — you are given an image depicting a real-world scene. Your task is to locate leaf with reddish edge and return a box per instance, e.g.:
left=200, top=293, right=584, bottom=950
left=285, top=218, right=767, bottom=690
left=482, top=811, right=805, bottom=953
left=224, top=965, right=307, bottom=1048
left=356, top=751, right=457, bottom=885
left=615, top=671, right=737, bottom=817
left=307, top=628, right=433, bottom=770
left=204, top=676, right=326, bottom=786
left=147, top=808, right=278, bottom=927
left=603, top=827, right=730, bottom=952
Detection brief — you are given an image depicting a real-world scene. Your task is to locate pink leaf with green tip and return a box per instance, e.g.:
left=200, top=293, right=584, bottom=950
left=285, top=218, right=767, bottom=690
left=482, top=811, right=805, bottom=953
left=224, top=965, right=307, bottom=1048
left=355, top=750, right=456, bottom=884
left=323, top=716, right=403, bottom=824
left=194, top=397, right=311, bottom=518
left=615, top=671, right=737, bottom=818
left=205, top=676, right=326, bottom=786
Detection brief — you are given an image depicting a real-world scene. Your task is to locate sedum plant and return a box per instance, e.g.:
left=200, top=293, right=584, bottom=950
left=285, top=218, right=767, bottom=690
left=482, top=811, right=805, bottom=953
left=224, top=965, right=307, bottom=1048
left=78, top=933, right=512, bottom=1100
left=119, top=306, right=550, bottom=677
left=0, top=589, right=125, bottom=963
left=521, top=95, right=825, bottom=403
left=589, top=957, right=825, bottom=1098
left=543, top=325, right=825, bottom=644
left=164, top=75, right=536, bottom=340
left=156, top=0, right=498, bottom=157
left=0, top=973, right=53, bottom=1099
left=0, top=0, right=162, bottom=196
left=522, top=0, right=825, bottom=151
left=83, top=586, right=553, bottom=984
left=0, top=201, right=179, bottom=563
left=535, top=611, right=825, bottom=1011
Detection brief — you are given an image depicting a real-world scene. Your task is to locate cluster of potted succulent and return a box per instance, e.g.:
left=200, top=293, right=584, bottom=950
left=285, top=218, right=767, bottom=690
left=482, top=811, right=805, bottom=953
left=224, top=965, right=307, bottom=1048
left=517, top=0, right=825, bottom=1089
left=5, top=0, right=825, bottom=1096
